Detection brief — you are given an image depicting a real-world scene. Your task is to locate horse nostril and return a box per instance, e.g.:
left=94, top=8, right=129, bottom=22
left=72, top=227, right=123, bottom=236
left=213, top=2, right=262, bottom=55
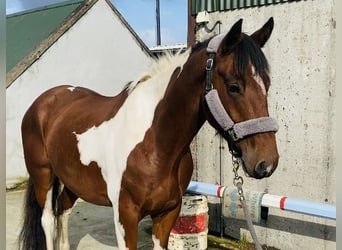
left=255, top=161, right=272, bottom=178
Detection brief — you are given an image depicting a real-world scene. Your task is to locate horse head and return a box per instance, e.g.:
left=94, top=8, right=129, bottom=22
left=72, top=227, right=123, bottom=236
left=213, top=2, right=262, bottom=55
left=204, top=18, right=279, bottom=179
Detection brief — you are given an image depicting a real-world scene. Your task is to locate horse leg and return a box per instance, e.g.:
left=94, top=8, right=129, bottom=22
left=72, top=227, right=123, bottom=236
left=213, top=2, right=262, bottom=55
left=151, top=149, right=194, bottom=249
left=19, top=175, right=53, bottom=250
left=41, top=185, right=56, bottom=250
left=113, top=192, right=140, bottom=250
left=56, top=186, right=78, bottom=250
left=28, top=174, right=76, bottom=250
left=20, top=165, right=57, bottom=250
left=151, top=204, right=182, bottom=249
left=57, top=208, right=72, bottom=250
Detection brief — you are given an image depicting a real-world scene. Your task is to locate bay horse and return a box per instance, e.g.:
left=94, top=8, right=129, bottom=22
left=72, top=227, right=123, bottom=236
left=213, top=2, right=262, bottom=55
left=19, top=18, right=279, bottom=250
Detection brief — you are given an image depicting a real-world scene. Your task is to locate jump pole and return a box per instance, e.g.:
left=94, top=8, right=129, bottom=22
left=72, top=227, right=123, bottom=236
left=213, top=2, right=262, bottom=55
left=186, top=181, right=336, bottom=221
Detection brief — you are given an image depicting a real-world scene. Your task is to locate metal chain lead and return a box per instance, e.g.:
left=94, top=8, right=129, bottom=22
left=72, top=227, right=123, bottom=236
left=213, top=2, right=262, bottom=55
left=231, top=154, right=263, bottom=250
left=232, top=155, right=244, bottom=193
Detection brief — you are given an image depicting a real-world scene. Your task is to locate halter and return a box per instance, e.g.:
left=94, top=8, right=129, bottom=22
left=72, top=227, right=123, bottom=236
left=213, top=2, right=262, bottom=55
left=204, top=34, right=278, bottom=154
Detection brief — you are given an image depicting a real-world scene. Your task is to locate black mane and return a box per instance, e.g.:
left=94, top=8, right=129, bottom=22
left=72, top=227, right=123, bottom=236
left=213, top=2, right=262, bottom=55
left=234, top=34, right=269, bottom=79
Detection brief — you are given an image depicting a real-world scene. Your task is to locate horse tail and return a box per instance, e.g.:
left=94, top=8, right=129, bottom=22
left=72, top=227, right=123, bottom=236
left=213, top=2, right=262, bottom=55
left=18, top=178, right=46, bottom=250
left=52, top=177, right=61, bottom=216
left=18, top=178, right=61, bottom=250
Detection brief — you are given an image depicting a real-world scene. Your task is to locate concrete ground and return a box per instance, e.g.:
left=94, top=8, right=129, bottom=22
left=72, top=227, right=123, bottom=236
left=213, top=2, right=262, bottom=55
left=7, top=189, right=245, bottom=250
left=6, top=189, right=153, bottom=250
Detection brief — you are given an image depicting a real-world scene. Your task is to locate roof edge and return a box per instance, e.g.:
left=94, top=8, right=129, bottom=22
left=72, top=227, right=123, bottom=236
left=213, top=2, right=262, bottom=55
left=6, top=0, right=98, bottom=88
left=6, top=0, right=84, bottom=18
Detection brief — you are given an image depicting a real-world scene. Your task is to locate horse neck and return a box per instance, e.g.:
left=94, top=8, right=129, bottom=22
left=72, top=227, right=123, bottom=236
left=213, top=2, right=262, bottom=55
left=149, top=49, right=207, bottom=156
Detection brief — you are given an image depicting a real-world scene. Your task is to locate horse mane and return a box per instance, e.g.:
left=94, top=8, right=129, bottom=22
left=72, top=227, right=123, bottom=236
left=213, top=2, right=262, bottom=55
left=125, top=49, right=190, bottom=94
left=123, top=33, right=269, bottom=94
left=191, top=33, right=269, bottom=80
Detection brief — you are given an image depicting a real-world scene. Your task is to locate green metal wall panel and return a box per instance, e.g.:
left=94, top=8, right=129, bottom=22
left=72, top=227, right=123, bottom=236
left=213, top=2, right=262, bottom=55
left=6, top=1, right=83, bottom=72
left=192, top=0, right=295, bottom=15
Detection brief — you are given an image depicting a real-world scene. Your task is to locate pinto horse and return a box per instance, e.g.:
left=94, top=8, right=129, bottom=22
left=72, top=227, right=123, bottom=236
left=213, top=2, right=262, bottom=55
left=19, top=18, right=279, bottom=250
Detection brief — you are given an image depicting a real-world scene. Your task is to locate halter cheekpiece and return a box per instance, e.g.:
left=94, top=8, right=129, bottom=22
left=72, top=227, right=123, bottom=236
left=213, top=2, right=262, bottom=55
left=204, top=34, right=279, bottom=143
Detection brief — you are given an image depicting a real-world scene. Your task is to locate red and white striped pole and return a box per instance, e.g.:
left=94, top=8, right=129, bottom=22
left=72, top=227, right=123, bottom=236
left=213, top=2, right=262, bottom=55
left=187, top=181, right=336, bottom=220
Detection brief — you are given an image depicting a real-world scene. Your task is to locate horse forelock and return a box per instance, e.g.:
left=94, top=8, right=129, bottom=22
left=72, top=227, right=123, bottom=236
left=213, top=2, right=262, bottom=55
left=191, top=34, right=270, bottom=84
left=234, top=34, right=270, bottom=81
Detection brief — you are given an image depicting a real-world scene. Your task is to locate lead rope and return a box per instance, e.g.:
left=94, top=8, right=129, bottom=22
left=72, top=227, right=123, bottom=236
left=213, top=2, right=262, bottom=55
left=232, top=155, right=263, bottom=250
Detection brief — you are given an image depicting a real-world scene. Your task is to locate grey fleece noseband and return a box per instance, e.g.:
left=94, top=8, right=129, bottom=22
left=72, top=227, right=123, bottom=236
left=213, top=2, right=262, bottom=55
left=205, top=35, right=278, bottom=142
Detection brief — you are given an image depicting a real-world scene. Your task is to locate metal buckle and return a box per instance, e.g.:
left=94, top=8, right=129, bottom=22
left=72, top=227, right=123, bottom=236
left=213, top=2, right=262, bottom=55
left=206, top=58, right=214, bottom=71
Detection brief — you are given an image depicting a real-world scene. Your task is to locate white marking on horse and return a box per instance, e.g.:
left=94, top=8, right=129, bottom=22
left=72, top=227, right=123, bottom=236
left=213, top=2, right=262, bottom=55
left=75, top=50, right=190, bottom=249
left=251, top=65, right=266, bottom=95
left=152, top=235, right=164, bottom=250
left=41, top=187, right=55, bottom=250
left=67, top=86, right=76, bottom=92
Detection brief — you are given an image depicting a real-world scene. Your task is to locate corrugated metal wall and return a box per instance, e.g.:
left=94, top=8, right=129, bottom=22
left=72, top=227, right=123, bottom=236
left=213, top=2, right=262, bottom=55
left=191, top=0, right=297, bottom=14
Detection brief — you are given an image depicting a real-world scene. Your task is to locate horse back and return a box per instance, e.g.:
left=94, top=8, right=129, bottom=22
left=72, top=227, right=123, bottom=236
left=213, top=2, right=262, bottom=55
left=22, top=85, right=127, bottom=140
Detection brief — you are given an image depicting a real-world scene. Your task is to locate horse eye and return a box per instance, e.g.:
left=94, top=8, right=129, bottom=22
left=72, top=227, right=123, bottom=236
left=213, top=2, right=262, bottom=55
left=228, top=84, right=240, bottom=94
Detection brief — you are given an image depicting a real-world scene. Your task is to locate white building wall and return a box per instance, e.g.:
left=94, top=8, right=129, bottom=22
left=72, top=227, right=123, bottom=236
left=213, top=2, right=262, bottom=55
left=193, top=1, right=336, bottom=249
left=6, top=0, right=152, bottom=187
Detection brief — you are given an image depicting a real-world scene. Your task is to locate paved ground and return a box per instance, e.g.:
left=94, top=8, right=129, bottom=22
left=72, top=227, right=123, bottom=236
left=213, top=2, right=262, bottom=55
left=7, top=189, right=245, bottom=250
left=6, top=190, right=153, bottom=250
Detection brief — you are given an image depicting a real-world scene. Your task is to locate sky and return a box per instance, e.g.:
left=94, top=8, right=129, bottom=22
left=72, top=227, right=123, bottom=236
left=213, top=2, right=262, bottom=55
left=6, top=0, right=188, bottom=47
left=113, top=0, right=187, bottom=47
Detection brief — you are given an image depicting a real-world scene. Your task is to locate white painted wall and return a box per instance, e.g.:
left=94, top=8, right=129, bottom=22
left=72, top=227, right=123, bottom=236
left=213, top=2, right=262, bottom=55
left=6, top=0, right=152, bottom=187
left=193, top=1, right=336, bottom=249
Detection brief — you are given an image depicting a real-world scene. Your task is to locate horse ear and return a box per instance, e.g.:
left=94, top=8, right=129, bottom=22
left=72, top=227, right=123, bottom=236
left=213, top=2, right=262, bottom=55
left=251, top=17, right=274, bottom=48
left=220, top=18, right=243, bottom=54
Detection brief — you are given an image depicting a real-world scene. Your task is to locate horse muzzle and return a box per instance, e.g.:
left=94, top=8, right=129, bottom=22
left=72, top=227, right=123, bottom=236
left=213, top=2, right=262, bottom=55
left=253, top=158, right=278, bottom=179
left=238, top=133, right=279, bottom=179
